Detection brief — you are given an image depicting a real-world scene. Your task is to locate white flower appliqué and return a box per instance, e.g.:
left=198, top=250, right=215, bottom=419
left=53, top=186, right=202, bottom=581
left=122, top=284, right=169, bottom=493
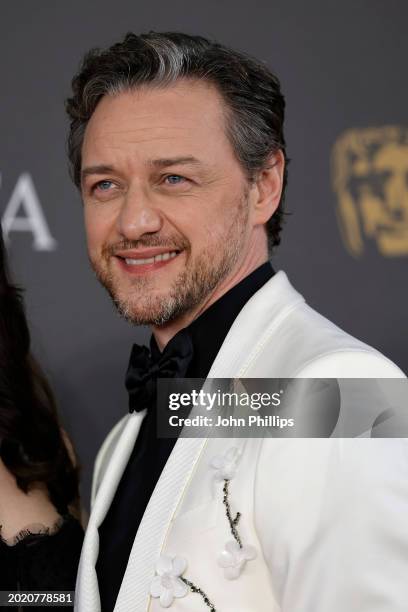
left=150, top=554, right=188, bottom=608
left=210, top=446, right=241, bottom=481
left=217, top=540, right=257, bottom=580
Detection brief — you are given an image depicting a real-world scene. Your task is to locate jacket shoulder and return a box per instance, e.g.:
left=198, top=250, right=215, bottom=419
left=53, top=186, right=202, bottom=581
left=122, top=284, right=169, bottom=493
left=211, top=271, right=405, bottom=378
left=244, top=274, right=405, bottom=377
left=286, top=302, right=404, bottom=377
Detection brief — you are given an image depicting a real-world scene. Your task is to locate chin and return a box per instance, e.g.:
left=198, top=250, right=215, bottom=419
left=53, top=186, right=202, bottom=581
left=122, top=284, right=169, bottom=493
left=113, top=293, right=181, bottom=327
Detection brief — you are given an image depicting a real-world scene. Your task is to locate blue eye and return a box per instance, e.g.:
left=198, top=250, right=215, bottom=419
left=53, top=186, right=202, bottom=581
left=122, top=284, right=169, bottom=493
left=96, top=180, right=113, bottom=190
left=166, top=175, right=185, bottom=185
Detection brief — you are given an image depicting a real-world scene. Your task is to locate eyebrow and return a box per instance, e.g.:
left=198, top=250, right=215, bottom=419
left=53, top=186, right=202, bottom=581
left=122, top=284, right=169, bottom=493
left=81, top=156, right=203, bottom=181
left=81, top=164, right=115, bottom=180
left=148, top=156, right=203, bottom=168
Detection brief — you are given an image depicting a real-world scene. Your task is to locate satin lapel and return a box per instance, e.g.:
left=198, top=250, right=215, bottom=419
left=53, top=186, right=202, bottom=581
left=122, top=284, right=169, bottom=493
left=75, top=412, right=144, bottom=612
left=114, top=435, right=207, bottom=611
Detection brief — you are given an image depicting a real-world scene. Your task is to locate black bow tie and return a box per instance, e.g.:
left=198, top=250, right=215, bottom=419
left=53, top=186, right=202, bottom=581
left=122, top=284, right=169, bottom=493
left=125, top=328, right=194, bottom=413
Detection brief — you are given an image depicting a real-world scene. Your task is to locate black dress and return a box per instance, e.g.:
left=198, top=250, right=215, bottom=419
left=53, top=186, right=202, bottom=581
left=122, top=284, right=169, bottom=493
left=0, top=513, right=84, bottom=611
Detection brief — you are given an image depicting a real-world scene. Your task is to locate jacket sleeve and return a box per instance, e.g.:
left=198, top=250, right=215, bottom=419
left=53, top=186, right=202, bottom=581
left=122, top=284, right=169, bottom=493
left=254, top=349, right=408, bottom=612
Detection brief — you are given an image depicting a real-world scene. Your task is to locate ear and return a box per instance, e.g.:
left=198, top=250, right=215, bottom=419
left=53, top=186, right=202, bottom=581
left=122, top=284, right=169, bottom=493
left=250, top=150, right=285, bottom=225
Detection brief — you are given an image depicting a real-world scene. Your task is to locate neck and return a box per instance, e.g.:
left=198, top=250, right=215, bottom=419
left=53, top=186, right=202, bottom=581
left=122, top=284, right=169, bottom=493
left=152, top=244, right=268, bottom=351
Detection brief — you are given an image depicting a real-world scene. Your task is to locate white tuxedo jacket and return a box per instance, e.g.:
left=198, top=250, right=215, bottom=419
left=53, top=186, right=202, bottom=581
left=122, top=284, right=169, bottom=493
left=75, top=271, right=407, bottom=612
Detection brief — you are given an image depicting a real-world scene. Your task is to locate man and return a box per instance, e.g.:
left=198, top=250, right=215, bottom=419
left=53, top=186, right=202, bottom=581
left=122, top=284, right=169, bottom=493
left=68, top=32, right=407, bottom=611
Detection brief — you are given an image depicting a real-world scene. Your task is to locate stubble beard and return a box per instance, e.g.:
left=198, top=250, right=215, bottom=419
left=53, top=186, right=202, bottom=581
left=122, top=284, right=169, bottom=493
left=90, top=192, right=250, bottom=327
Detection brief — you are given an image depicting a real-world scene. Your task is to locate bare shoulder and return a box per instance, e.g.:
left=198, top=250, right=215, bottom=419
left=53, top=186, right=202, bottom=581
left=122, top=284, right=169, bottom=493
left=0, top=458, right=60, bottom=543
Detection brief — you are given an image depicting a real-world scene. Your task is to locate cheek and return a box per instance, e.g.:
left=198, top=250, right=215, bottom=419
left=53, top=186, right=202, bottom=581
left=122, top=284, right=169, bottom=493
left=84, top=206, right=114, bottom=251
left=178, top=217, right=214, bottom=251
left=176, top=191, right=235, bottom=242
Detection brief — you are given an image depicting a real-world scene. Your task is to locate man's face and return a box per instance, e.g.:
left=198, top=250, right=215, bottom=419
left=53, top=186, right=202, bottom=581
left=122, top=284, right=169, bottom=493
left=81, top=80, right=254, bottom=325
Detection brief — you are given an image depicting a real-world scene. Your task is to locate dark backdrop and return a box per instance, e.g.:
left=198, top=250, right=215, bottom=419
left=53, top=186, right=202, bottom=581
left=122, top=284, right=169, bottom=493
left=1, top=1, right=407, bottom=506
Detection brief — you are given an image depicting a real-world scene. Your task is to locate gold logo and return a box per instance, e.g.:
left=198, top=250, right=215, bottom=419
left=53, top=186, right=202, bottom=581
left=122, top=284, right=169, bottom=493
left=332, top=126, right=408, bottom=257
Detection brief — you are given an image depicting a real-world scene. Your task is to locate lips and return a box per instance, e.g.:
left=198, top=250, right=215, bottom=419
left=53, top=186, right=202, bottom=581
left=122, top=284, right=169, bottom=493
left=124, top=251, right=179, bottom=266
left=114, top=248, right=182, bottom=274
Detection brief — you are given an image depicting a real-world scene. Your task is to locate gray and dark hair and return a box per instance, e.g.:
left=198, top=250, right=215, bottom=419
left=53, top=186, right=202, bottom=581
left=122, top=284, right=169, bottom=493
left=65, top=31, right=289, bottom=249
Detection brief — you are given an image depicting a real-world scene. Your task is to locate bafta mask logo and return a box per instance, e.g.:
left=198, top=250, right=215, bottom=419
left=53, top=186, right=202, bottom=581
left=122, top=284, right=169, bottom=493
left=332, top=126, right=408, bottom=257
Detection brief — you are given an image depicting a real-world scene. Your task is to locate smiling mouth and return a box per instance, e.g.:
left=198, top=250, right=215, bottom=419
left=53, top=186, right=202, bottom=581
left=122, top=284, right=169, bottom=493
left=122, top=250, right=180, bottom=266
left=114, top=249, right=182, bottom=273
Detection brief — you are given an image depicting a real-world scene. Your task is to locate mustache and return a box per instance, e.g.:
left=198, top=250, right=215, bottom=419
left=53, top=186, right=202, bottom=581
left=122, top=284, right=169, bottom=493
left=102, top=236, right=190, bottom=257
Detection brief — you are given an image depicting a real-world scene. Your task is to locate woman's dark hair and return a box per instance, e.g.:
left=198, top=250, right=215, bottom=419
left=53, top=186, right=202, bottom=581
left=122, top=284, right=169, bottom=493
left=66, top=31, right=289, bottom=251
left=0, top=232, right=79, bottom=514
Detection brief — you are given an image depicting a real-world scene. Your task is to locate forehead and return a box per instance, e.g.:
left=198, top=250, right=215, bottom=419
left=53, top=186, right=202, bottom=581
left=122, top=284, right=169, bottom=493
left=82, top=79, right=234, bottom=165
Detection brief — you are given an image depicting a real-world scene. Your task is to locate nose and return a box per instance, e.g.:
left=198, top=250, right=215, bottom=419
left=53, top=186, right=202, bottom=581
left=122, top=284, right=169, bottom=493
left=117, top=183, right=163, bottom=241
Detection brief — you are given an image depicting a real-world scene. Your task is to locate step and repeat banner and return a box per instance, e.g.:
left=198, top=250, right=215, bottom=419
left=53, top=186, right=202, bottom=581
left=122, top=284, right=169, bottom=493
left=1, top=1, right=407, bottom=503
